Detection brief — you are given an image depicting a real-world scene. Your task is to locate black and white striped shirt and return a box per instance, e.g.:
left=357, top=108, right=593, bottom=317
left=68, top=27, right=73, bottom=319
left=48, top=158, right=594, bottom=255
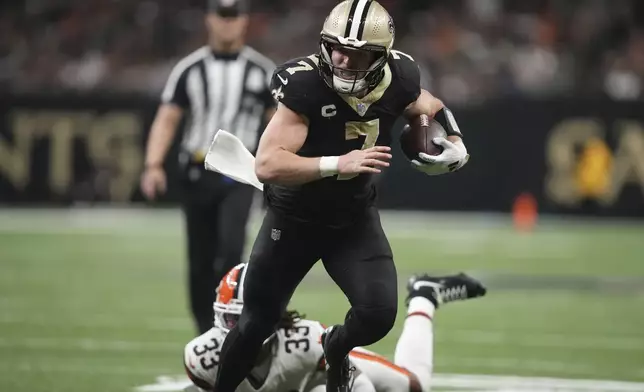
left=161, top=46, right=276, bottom=157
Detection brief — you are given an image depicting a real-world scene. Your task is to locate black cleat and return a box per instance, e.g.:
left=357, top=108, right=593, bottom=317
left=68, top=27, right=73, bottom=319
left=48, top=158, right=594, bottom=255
left=321, top=325, right=355, bottom=392
left=406, top=273, right=487, bottom=308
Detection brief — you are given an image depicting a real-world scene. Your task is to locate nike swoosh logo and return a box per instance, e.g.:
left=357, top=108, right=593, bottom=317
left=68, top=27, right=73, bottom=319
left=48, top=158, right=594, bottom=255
left=413, top=281, right=443, bottom=291
left=277, top=74, right=288, bottom=85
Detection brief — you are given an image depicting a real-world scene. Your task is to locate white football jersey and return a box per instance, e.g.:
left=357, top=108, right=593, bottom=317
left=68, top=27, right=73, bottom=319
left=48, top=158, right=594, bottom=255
left=184, top=319, right=326, bottom=392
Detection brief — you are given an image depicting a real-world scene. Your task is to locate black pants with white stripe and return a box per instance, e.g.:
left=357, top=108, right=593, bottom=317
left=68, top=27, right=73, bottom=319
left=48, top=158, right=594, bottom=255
left=180, top=163, right=256, bottom=334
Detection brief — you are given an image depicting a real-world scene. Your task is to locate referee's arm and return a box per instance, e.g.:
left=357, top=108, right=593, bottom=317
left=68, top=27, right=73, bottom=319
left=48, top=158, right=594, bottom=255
left=141, top=64, right=190, bottom=200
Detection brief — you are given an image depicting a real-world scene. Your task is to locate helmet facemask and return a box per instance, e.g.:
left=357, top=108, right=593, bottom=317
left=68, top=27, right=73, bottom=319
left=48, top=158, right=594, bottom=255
left=213, top=297, right=243, bottom=332
left=212, top=292, right=276, bottom=347
left=319, top=35, right=388, bottom=96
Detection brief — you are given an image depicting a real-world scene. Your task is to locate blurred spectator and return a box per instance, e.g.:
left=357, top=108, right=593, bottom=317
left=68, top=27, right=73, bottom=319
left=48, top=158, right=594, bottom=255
left=0, top=0, right=642, bottom=103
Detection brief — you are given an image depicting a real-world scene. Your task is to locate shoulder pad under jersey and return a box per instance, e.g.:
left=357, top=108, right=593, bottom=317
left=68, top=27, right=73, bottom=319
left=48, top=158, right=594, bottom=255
left=388, top=49, right=421, bottom=108
left=270, top=54, right=323, bottom=117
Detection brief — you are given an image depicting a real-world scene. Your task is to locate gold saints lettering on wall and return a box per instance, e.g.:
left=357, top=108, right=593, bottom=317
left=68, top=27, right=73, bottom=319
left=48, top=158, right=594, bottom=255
left=0, top=110, right=143, bottom=202
left=545, top=119, right=644, bottom=207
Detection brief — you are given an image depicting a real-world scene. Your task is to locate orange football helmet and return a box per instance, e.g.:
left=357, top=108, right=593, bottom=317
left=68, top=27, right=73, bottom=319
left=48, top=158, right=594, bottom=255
left=213, top=263, right=248, bottom=331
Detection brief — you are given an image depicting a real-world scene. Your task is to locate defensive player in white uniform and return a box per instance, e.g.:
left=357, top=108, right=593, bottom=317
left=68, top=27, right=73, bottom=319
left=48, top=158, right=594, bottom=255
left=184, top=263, right=486, bottom=392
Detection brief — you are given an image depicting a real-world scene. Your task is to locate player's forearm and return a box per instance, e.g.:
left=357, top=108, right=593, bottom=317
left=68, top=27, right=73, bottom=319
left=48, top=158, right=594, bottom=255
left=255, top=148, right=324, bottom=186
left=406, top=90, right=464, bottom=143
left=404, top=89, right=444, bottom=120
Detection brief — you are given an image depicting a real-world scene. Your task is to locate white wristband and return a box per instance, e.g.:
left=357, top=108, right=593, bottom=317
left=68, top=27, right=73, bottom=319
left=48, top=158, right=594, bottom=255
left=319, top=156, right=339, bottom=177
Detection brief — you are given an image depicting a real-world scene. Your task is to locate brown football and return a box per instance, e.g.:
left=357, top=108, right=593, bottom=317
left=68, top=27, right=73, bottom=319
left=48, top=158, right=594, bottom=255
left=399, top=114, right=447, bottom=161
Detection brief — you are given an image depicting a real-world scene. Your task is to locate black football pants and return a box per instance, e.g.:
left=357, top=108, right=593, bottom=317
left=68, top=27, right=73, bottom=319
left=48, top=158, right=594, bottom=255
left=180, top=165, right=255, bottom=334
left=213, top=207, right=398, bottom=392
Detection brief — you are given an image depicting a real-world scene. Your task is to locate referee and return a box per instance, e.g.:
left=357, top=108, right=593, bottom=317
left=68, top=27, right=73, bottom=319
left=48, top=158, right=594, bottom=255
left=141, top=0, right=276, bottom=334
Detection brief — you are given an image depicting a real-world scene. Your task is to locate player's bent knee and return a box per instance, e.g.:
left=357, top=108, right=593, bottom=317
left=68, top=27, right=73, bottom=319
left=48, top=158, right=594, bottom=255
left=373, top=305, right=397, bottom=336
left=356, top=305, right=397, bottom=341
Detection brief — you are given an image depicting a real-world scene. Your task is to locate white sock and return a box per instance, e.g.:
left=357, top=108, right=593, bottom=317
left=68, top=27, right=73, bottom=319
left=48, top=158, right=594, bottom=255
left=394, top=297, right=435, bottom=391
left=407, top=297, right=435, bottom=319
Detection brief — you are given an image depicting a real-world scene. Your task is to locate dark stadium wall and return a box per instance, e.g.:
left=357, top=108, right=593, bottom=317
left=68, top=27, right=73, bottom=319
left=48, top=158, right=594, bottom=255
left=0, top=94, right=643, bottom=217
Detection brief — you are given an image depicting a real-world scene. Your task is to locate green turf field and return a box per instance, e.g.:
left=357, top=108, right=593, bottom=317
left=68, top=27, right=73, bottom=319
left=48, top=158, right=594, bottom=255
left=1, top=208, right=643, bottom=392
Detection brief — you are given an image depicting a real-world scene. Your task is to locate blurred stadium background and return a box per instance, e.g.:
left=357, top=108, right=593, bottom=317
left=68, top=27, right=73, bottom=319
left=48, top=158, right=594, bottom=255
left=1, top=1, right=643, bottom=392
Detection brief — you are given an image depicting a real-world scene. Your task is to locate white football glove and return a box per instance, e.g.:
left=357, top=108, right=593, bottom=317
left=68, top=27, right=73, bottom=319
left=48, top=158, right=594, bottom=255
left=411, top=137, right=469, bottom=176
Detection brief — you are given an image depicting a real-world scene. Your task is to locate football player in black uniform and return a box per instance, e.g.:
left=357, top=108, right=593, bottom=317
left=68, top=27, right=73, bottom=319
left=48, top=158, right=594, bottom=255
left=213, top=1, right=470, bottom=392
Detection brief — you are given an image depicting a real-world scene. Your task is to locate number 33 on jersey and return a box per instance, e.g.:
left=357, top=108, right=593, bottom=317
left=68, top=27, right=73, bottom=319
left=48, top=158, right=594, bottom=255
left=184, top=320, right=327, bottom=392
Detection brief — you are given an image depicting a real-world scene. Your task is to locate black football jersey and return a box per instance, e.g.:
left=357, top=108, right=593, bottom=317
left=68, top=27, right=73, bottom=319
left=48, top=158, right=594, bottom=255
left=266, top=51, right=420, bottom=226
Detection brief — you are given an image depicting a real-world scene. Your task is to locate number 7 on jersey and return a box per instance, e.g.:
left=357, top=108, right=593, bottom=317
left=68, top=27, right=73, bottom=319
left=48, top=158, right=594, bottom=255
left=338, top=118, right=380, bottom=180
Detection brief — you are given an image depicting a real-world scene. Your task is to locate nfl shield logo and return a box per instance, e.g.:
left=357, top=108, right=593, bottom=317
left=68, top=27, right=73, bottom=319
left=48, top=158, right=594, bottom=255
left=357, top=103, right=367, bottom=116
left=271, top=228, right=281, bottom=241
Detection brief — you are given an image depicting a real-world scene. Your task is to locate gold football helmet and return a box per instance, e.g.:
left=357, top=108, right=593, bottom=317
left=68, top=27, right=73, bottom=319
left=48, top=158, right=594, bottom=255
left=319, top=0, right=395, bottom=95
